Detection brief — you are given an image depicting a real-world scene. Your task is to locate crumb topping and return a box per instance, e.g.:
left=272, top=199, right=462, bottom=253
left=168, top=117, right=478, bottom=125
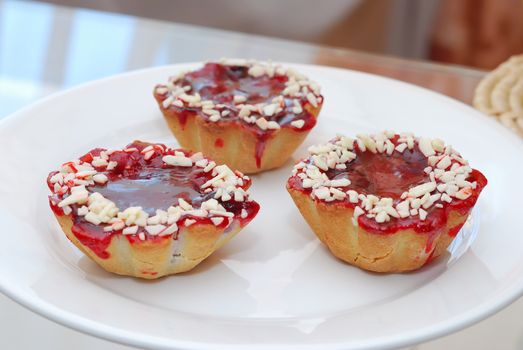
left=155, top=59, right=323, bottom=131
left=290, top=132, right=478, bottom=225
left=48, top=143, right=253, bottom=239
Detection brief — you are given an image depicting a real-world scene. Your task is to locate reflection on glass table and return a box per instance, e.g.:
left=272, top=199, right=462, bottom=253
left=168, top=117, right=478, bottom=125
left=0, top=0, right=484, bottom=120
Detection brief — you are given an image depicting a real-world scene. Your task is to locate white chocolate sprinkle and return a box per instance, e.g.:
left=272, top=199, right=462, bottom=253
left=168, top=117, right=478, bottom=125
left=267, top=121, right=281, bottom=130
left=234, top=95, right=247, bottom=104
left=255, top=117, right=269, bottom=130
left=93, top=173, right=108, bottom=184
left=263, top=103, right=278, bottom=117
left=395, top=143, right=407, bottom=153
left=184, top=219, right=196, bottom=227
left=146, top=225, right=166, bottom=236
left=306, top=92, right=318, bottom=107
left=211, top=217, right=224, bottom=226
left=123, top=226, right=138, bottom=235
left=418, top=138, right=435, bottom=157
left=291, top=119, right=305, bottom=129
left=162, top=155, right=193, bottom=167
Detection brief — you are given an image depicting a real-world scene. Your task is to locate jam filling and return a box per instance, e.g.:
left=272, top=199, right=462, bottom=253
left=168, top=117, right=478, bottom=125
left=156, top=63, right=319, bottom=168
left=94, top=166, right=210, bottom=216
left=327, top=145, right=429, bottom=199
left=288, top=144, right=487, bottom=237
left=183, top=63, right=288, bottom=106
left=48, top=141, right=260, bottom=259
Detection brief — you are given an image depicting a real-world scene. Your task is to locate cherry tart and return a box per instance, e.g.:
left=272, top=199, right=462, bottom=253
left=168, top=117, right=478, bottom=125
left=47, top=141, right=260, bottom=279
left=154, top=59, right=323, bottom=174
left=287, top=132, right=487, bottom=273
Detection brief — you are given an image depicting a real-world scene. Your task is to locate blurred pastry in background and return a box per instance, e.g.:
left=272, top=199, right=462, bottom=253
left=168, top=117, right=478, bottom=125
left=473, top=54, right=523, bottom=136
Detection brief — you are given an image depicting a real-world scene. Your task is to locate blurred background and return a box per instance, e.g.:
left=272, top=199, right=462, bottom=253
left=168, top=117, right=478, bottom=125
left=34, top=0, right=523, bottom=70
left=1, top=0, right=521, bottom=115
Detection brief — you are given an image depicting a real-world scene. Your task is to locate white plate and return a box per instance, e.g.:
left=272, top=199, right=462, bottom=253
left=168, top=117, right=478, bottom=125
left=0, top=63, right=522, bottom=350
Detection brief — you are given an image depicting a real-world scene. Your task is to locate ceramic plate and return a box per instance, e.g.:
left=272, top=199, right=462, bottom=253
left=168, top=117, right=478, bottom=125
left=0, top=63, right=522, bottom=350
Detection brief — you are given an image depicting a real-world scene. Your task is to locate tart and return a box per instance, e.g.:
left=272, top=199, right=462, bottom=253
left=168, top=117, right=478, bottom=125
left=47, top=141, right=260, bottom=279
left=153, top=59, right=323, bottom=174
left=287, top=132, right=487, bottom=273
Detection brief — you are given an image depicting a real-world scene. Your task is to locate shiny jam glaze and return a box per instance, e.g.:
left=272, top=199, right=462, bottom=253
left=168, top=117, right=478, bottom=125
left=182, top=63, right=288, bottom=106
left=95, top=166, right=209, bottom=216
left=154, top=63, right=321, bottom=168
left=48, top=141, right=260, bottom=259
left=288, top=142, right=487, bottom=236
left=326, top=145, right=430, bottom=199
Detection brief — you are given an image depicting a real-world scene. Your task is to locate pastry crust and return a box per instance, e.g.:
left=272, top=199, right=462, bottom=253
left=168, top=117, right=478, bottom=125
left=288, top=187, right=465, bottom=272
left=47, top=141, right=259, bottom=279
left=162, top=103, right=321, bottom=174
left=55, top=213, right=242, bottom=279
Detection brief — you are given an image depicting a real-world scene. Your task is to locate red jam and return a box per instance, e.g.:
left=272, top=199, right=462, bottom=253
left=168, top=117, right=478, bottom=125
left=288, top=141, right=488, bottom=238
left=48, top=141, right=260, bottom=259
left=326, top=144, right=430, bottom=199
left=448, top=223, right=465, bottom=237
left=154, top=63, right=321, bottom=168
left=214, top=138, right=224, bottom=148
left=182, top=63, right=288, bottom=106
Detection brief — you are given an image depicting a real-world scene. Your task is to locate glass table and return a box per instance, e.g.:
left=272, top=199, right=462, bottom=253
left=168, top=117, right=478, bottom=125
left=0, top=1, right=521, bottom=349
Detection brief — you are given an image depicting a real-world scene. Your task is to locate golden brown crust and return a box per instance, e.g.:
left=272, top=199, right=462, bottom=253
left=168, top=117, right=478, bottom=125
left=287, top=186, right=468, bottom=273
left=161, top=103, right=321, bottom=174
left=55, top=213, right=242, bottom=279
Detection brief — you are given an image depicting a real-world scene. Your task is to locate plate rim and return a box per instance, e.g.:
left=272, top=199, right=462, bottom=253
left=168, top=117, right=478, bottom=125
left=1, top=61, right=522, bottom=350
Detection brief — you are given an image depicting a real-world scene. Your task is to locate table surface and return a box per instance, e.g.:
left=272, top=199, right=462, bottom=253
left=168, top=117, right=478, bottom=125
left=1, top=1, right=522, bottom=349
